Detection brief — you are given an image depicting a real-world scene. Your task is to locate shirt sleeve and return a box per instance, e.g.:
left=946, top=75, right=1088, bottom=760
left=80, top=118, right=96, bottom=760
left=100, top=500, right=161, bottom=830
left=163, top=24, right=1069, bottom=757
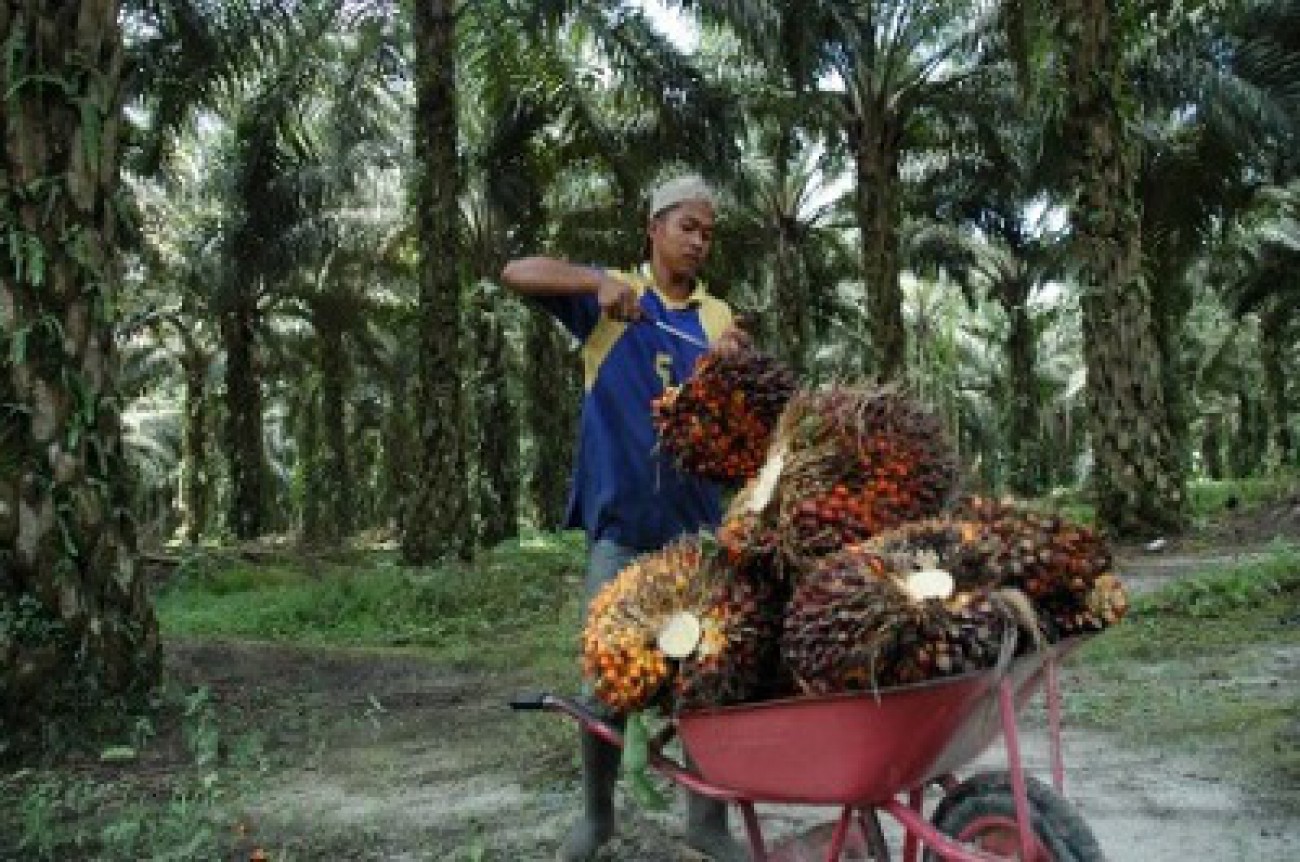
left=531, top=294, right=601, bottom=343
left=528, top=269, right=604, bottom=342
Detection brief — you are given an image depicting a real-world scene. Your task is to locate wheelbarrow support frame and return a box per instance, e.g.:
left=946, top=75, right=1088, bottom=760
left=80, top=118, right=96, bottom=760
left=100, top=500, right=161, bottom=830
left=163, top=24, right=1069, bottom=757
left=512, top=641, right=1078, bottom=862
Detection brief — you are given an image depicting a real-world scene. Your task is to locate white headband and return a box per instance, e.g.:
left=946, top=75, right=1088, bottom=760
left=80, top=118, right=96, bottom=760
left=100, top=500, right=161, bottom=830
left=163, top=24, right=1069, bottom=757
left=650, top=174, right=717, bottom=217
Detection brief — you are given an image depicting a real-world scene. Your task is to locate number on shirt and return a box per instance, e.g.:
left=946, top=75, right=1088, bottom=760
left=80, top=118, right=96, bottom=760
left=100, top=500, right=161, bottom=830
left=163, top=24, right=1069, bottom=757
left=655, top=352, right=674, bottom=390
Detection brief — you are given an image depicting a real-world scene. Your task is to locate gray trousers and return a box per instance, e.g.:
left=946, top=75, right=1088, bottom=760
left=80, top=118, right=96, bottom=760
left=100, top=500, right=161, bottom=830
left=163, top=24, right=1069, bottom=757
left=584, top=539, right=643, bottom=605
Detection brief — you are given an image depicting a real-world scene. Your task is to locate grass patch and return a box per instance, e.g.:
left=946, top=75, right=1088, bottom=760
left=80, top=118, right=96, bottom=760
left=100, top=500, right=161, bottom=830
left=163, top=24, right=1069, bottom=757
left=1072, top=547, right=1300, bottom=807
left=1187, top=474, right=1298, bottom=519
left=156, top=531, right=588, bottom=674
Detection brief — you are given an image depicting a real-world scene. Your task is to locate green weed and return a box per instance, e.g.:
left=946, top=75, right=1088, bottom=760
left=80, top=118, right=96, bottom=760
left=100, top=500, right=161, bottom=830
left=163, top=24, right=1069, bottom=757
left=155, top=532, right=588, bottom=671
left=1072, top=547, right=1300, bottom=809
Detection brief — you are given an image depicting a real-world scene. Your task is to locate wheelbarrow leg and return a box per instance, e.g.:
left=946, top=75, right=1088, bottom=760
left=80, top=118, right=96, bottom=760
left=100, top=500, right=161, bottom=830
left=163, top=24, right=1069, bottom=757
left=738, top=800, right=768, bottom=861
left=824, top=807, right=854, bottom=860
left=998, top=678, right=1036, bottom=861
left=901, top=788, right=923, bottom=862
left=857, top=809, right=891, bottom=861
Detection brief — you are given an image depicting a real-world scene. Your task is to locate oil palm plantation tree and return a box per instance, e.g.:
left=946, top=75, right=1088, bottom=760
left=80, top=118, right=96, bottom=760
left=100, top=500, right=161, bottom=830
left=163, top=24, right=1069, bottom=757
left=684, top=0, right=1001, bottom=380
left=1, top=0, right=160, bottom=753
left=1047, top=0, right=1188, bottom=535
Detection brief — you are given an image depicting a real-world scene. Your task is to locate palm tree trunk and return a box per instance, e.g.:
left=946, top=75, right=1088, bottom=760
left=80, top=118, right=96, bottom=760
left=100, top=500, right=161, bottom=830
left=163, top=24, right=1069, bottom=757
left=0, top=0, right=159, bottom=751
left=1231, top=387, right=1267, bottom=477
left=771, top=139, right=809, bottom=377
left=1057, top=0, right=1186, bottom=536
left=402, top=0, right=471, bottom=563
left=474, top=286, right=519, bottom=545
left=218, top=294, right=267, bottom=539
left=1004, top=296, right=1042, bottom=495
left=180, top=347, right=210, bottom=545
left=1260, top=304, right=1293, bottom=465
left=1201, top=411, right=1226, bottom=479
left=382, top=368, right=413, bottom=534
left=318, top=319, right=351, bottom=543
left=298, top=382, right=324, bottom=542
left=853, top=102, right=906, bottom=381
left=525, top=317, right=578, bottom=530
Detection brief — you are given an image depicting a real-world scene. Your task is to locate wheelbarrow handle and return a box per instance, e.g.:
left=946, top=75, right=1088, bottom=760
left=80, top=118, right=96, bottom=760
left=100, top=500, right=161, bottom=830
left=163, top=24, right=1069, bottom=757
left=507, top=692, right=626, bottom=745
left=508, top=692, right=551, bottom=711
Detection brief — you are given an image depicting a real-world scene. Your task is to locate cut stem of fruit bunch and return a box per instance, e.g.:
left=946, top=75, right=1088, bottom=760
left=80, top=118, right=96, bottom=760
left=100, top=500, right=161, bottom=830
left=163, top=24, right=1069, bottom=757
left=581, top=538, right=788, bottom=713
left=720, top=385, right=960, bottom=579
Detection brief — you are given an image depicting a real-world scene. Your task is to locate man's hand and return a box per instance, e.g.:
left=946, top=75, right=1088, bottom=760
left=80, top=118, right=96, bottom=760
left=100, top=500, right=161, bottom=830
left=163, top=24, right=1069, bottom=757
left=596, top=271, right=643, bottom=321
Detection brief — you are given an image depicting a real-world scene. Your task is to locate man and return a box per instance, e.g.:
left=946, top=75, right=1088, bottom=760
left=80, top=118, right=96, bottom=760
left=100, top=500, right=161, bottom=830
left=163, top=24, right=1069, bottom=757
left=501, top=174, right=747, bottom=861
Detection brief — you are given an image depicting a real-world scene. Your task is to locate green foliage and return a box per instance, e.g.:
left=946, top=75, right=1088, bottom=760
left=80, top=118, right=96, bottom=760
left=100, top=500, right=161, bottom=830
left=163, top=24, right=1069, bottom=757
left=1072, top=548, right=1300, bottom=801
left=156, top=532, right=587, bottom=670
left=1132, top=544, right=1300, bottom=618
left=0, top=684, right=235, bottom=861
left=1187, top=475, right=1298, bottom=519
left=0, top=594, right=67, bottom=649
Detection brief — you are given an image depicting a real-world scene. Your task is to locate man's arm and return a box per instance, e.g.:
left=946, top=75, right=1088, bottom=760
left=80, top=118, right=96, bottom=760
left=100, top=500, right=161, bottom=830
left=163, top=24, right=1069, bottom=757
left=500, top=256, right=644, bottom=321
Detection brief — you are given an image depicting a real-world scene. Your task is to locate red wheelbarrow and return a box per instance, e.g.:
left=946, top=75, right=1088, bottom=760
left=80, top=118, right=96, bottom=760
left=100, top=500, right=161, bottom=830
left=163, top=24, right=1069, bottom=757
left=511, top=637, right=1103, bottom=861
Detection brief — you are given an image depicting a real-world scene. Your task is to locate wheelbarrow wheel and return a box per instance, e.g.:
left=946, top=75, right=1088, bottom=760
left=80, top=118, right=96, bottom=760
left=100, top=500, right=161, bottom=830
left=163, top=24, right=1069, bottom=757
left=924, top=772, right=1103, bottom=861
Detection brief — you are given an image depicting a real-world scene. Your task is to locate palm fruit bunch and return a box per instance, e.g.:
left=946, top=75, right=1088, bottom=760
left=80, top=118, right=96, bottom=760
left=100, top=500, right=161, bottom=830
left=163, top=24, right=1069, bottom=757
left=954, top=497, right=1129, bottom=638
left=724, top=385, right=959, bottom=575
left=651, top=346, right=797, bottom=484
left=582, top=539, right=719, bottom=713
left=673, top=572, right=792, bottom=710
left=581, top=537, right=788, bottom=713
left=782, top=542, right=1016, bottom=693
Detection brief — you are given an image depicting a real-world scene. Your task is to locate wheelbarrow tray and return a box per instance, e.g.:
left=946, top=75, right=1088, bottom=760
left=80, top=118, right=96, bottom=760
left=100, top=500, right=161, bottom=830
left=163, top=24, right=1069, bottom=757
left=678, top=639, right=1081, bottom=806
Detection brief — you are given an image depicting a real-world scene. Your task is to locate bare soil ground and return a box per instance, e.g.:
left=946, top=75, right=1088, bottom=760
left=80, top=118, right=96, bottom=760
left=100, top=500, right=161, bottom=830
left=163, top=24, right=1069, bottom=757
left=145, top=523, right=1300, bottom=862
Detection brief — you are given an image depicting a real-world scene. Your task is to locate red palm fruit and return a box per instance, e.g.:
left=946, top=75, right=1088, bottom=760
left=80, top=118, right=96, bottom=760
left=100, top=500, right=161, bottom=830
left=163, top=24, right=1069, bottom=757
left=652, top=347, right=798, bottom=484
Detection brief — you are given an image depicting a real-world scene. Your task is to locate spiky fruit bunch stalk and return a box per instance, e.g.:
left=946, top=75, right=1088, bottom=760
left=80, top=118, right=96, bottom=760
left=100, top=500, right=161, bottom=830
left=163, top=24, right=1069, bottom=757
left=782, top=545, right=1013, bottom=693
left=674, top=573, right=792, bottom=710
left=581, top=539, right=720, bottom=713
left=728, top=386, right=959, bottom=575
left=954, top=497, right=1128, bottom=637
left=652, top=347, right=797, bottom=484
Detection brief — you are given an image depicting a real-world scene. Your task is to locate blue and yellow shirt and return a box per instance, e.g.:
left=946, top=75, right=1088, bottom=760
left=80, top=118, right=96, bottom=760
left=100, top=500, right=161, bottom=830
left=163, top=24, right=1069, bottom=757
left=536, top=266, right=734, bottom=550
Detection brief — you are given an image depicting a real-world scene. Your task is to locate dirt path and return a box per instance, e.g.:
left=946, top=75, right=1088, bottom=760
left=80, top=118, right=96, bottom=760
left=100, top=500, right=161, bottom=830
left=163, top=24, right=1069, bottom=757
left=167, top=544, right=1297, bottom=861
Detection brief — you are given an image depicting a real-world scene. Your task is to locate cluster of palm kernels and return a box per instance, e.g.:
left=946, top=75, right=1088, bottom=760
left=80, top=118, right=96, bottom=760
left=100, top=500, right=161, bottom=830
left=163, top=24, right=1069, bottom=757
left=767, top=387, right=959, bottom=569
left=954, top=497, right=1129, bottom=638
left=781, top=543, right=1012, bottom=694
left=652, top=347, right=797, bottom=484
left=581, top=540, right=718, bottom=713
left=674, top=574, right=792, bottom=710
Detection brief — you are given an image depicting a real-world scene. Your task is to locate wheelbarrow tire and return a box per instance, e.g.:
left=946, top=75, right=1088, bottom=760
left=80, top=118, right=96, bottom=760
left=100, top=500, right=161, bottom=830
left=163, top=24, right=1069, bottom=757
left=924, top=771, right=1103, bottom=861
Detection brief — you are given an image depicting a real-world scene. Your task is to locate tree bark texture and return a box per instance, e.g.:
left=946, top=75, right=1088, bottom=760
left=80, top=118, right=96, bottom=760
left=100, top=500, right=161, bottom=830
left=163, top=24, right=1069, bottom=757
left=298, top=382, right=324, bottom=542
left=1057, top=0, right=1186, bottom=536
left=1259, top=304, right=1294, bottom=466
left=218, top=294, right=266, bottom=539
left=474, top=285, right=518, bottom=546
left=524, top=316, right=578, bottom=531
left=179, top=345, right=210, bottom=545
left=773, top=214, right=811, bottom=378
left=0, top=0, right=159, bottom=750
left=317, top=312, right=351, bottom=543
left=402, top=0, right=472, bottom=563
left=1003, top=291, right=1042, bottom=495
left=853, top=102, right=906, bottom=382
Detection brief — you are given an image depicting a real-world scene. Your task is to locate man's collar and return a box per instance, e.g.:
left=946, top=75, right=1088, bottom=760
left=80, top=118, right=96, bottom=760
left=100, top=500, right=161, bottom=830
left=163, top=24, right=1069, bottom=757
left=638, top=263, right=706, bottom=309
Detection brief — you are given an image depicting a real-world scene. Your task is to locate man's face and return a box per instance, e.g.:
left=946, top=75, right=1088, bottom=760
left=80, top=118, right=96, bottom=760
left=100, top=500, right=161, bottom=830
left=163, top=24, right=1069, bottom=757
left=648, top=199, right=715, bottom=279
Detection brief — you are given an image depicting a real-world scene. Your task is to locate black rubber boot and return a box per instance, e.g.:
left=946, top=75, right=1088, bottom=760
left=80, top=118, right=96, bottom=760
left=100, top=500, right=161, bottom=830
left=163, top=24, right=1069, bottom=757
left=558, top=728, right=622, bottom=861
left=685, top=790, right=748, bottom=860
